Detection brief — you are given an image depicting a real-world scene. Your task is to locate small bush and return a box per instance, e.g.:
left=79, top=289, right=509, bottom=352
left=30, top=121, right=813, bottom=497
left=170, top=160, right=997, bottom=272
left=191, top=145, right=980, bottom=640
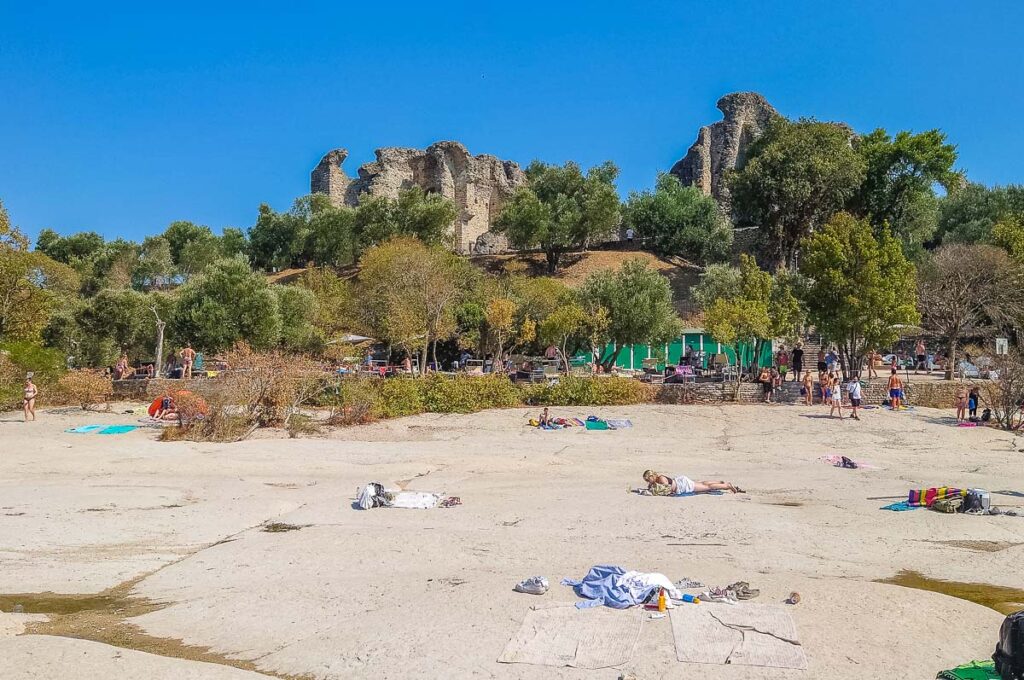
left=523, top=376, right=653, bottom=407
left=52, top=370, right=111, bottom=410
left=324, top=378, right=380, bottom=426
left=421, top=374, right=520, bottom=413
left=376, top=377, right=425, bottom=418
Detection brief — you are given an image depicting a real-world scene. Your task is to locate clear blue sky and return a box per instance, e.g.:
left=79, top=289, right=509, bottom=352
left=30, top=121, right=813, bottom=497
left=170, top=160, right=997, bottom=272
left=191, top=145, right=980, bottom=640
left=3, top=1, right=1023, bottom=243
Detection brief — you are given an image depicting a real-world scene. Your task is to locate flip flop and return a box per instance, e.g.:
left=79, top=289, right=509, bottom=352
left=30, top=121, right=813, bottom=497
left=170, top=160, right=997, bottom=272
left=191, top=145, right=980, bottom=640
left=727, top=582, right=760, bottom=600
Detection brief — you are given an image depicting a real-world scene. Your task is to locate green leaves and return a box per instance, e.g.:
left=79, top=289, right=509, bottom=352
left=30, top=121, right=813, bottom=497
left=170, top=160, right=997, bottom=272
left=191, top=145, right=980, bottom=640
left=494, top=160, right=620, bottom=273
left=800, top=212, right=919, bottom=369
left=623, top=173, right=732, bottom=263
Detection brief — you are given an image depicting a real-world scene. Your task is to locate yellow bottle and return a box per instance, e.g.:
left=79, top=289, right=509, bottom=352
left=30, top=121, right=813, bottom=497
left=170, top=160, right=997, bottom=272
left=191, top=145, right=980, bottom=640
left=657, top=588, right=666, bottom=612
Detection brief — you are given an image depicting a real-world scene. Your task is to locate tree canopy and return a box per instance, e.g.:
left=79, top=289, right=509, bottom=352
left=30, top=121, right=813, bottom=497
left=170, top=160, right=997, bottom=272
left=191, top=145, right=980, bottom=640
left=494, top=160, right=620, bottom=273
left=622, top=173, right=732, bottom=263
left=799, top=212, right=919, bottom=376
left=729, top=118, right=866, bottom=269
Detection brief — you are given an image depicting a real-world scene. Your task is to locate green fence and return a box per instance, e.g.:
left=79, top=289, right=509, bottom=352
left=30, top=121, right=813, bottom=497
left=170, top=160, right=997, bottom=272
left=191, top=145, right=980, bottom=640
left=582, top=334, right=774, bottom=371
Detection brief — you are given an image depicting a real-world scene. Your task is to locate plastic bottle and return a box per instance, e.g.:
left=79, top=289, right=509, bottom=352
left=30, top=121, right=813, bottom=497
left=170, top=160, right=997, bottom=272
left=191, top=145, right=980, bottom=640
left=657, top=589, right=666, bottom=612
left=680, top=594, right=701, bottom=604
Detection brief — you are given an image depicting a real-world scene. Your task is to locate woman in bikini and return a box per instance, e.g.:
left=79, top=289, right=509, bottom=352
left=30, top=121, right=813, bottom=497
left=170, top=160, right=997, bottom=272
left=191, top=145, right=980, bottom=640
left=801, top=370, right=814, bottom=406
left=642, top=470, right=743, bottom=495
left=23, top=378, right=38, bottom=422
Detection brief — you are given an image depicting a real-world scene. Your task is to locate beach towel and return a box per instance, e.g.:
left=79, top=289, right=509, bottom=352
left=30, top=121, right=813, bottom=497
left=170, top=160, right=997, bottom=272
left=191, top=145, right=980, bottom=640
left=97, top=425, right=137, bottom=435
left=881, top=501, right=920, bottom=511
left=389, top=491, right=443, bottom=509
left=958, top=422, right=979, bottom=428
left=65, top=425, right=105, bottom=434
left=585, top=420, right=609, bottom=431
left=669, top=602, right=807, bottom=669
left=908, top=487, right=966, bottom=507
left=498, top=604, right=644, bottom=669
left=561, top=565, right=680, bottom=609
left=936, top=660, right=1001, bottom=679
left=605, top=419, right=633, bottom=429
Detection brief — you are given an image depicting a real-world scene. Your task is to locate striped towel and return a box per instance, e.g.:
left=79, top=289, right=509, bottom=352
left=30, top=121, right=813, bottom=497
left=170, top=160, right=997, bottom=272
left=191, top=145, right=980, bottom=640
left=908, top=487, right=966, bottom=507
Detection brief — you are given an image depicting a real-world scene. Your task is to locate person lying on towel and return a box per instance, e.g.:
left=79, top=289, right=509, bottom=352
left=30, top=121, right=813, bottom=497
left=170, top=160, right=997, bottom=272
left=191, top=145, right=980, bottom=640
left=642, top=470, right=744, bottom=495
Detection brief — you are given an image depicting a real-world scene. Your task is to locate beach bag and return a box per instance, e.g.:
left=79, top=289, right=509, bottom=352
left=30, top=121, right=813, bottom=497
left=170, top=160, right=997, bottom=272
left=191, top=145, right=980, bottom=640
left=981, top=408, right=992, bottom=422
left=963, top=489, right=991, bottom=514
left=994, top=610, right=1024, bottom=679
left=932, top=497, right=962, bottom=513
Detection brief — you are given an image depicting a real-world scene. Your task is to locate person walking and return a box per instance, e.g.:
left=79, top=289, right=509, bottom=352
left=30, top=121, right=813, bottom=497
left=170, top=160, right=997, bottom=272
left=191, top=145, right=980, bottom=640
left=180, top=343, right=196, bottom=380
left=22, top=377, right=38, bottom=422
left=846, top=374, right=862, bottom=420
left=777, top=346, right=790, bottom=383
left=867, top=349, right=879, bottom=380
left=791, top=343, right=804, bottom=382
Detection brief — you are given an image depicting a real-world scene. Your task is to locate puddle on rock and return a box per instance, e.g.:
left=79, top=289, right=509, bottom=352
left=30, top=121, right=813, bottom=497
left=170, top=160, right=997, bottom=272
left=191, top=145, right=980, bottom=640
left=0, top=575, right=307, bottom=679
left=926, top=540, right=1022, bottom=553
left=878, top=570, right=1024, bottom=614
left=767, top=501, right=804, bottom=507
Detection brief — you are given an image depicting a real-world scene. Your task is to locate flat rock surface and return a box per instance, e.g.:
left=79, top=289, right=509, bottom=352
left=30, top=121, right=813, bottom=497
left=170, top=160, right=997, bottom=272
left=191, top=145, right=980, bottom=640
left=1, top=401, right=1020, bottom=678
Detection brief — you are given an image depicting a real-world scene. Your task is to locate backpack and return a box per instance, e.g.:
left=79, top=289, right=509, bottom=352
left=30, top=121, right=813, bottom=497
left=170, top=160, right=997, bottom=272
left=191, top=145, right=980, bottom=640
left=981, top=408, right=992, bottom=422
left=963, top=489, right=991, bottom=514
left=994, top=610, right=1024, bottom=679
left=932, top=497, right=962, bottom=513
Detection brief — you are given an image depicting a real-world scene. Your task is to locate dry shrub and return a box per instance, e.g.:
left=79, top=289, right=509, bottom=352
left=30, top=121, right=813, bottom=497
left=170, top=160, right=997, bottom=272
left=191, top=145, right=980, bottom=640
left=53, top=370, right=111, bottom=410
left=220, top=344, right=328, bottom=429
left=979, top=350, right=1024, bottom=430
left=325, top=377, right=379, bottom=426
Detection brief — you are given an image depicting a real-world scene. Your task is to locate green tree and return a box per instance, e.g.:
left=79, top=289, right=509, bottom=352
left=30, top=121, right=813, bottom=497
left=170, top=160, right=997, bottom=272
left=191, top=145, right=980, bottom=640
left=850, top=128, right=959, bottom=254
left=353, top=187, right=457, bottom=252
left=623, top=173, right=732, bottom=262
left=308, top=201, right=357, bottom=267
left=162, top=221, right=214, bottom=266
left=494, top=160, right=620, bottom=273
left=248, top=203, right=310, bottom=271
left=297, top=267, right=355, bottom=341
left=936, top=183, right=1024, bottom=245
left=35, top=229, right=106, bottom=265
left=273, top=285, right=322, bottom=352
left=173, top=257, right=282, bottom=352
left=799, top=212, right=919, bottom=377
left=695, top=254, right=804, bottom=371
left=356, top=237, right=476, bottom=373
left=133, top=236, right=174, bottom=290
left=579, top=259, right=681, bottom=370
left=729, top=119, right=866, bottom=269
left=74, top=288, right=154, bottom=364
left=539, top=303, right=589, bottom=371
left=0, top=203, right=79, bottom=341
left=220, top=227, right=249, bottom=259
left=991, top=216, right=1024, bottom=264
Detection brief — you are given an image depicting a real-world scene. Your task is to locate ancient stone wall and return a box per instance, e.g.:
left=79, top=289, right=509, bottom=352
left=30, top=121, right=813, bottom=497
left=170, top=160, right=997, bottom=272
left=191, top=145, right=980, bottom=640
left=310, top=141, right=526, bottom=254
left=670, top=92, right=779, bottom=213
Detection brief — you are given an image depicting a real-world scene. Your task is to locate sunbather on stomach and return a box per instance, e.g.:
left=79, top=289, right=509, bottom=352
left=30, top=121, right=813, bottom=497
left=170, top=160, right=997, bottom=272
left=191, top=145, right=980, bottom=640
left=642, top=470, right=743, bottom=495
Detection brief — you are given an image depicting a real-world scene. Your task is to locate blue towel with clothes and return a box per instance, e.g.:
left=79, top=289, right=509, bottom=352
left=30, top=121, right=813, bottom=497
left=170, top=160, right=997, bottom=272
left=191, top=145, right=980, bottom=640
left=561, top=565, right=663, bottom=609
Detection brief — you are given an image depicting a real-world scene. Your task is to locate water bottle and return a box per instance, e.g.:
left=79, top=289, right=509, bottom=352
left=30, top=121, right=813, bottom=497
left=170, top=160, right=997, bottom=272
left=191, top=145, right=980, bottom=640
left=680, top=594, right=700, bottom=604
left=657, top=589, right=666, bottom=612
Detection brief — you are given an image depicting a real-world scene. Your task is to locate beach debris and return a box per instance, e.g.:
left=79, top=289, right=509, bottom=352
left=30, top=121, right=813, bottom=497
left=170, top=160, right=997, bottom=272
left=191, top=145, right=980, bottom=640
left=786, top=592, right=801, bottom=605
left=514, top=576, right=549, bottom=595
left=649, top=613, right=666, bottom=620
left=261, top=522, right=305, bottom=533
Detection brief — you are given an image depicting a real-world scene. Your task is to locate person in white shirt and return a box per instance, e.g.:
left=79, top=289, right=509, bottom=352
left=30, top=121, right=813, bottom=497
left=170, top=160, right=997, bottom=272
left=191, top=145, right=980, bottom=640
left=625, top=227, right=635, bottom=248
left=846, top=375, right=863, bottom=421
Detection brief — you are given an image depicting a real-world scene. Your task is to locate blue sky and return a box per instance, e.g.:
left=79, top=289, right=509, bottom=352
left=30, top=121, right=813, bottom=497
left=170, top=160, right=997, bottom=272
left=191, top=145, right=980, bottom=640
left=2, top=1, right=1023, bottom=242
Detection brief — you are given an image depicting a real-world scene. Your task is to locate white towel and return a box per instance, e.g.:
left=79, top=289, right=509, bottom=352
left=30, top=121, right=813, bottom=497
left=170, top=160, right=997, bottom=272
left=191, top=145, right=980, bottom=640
left=390, top=491, right=442, bottom=509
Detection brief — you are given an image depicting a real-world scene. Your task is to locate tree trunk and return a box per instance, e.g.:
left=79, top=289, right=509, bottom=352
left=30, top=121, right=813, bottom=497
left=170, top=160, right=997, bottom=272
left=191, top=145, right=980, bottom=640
left=946, top=336, right=958, bottom=381
left=419, top=336, right=430, bottom=379
left=561, top=337, right=571, bottom=373
left=602, top=345, right=625, bottom=372
left=431, top=339, right=439, bottom=373
left=546, top=249, right=559, bottom=274
left=151, top=306, right=166, bottom=378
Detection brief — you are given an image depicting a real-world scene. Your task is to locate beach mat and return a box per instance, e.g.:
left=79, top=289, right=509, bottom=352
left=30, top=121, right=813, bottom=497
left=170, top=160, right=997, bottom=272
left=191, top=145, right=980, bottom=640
left=498, top=604, right=643, bottom=669
left=585, top=420, right=609, bottom=431
left=669, top=602, right=807, bottom=669
left=605, top=419, right=633, bottom=429
left=97, top=425, right=137, bottom=435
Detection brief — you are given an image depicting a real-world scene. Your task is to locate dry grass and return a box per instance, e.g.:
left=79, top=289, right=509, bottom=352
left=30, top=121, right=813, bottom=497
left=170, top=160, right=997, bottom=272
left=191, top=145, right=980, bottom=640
left=51, top=370, right=111, bottom=410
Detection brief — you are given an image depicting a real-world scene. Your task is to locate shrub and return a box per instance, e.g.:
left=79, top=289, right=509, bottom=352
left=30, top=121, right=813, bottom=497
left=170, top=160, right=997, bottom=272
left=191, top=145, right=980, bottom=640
left=53, top=370, right=111, bottom=410
left=219, top=344, right=327, bottom=428
left=325, top=377, right=380, bottom=426
left=421, top=374, right=520, bottom=413
left=376, top=377, right=424, bottom=418
left=522, top=376, right=653, bottom=407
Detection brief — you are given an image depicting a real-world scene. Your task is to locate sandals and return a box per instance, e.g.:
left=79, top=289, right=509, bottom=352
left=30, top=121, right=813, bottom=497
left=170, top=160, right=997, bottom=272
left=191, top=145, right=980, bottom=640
left=726, top=581, right=760, bottom=600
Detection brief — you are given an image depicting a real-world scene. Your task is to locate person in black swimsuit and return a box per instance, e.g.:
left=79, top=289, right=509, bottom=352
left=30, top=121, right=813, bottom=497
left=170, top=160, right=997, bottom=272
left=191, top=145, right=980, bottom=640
left=791, top=344, right=804, bottom=382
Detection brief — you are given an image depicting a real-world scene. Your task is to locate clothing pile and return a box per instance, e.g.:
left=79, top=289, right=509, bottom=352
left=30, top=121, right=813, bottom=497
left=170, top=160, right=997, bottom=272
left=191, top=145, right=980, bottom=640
left=355, top=484, right=460, bottom=510
left=699, top=581, right=760, bottom=604
left=884, top=487, right=1004, bottom=515
left=529, top=417, right=585, bottom=429
left=561, top=565, right=681, bottom=609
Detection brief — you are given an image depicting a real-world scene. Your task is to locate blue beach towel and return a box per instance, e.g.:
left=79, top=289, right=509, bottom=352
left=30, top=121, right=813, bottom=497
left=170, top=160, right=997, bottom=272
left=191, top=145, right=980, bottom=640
left=65, top=425, right=105, bottom=434
left=561, top=565, right=662, bottom=609
left=97, top=425, right=138, bottom=435
left=881, top=501, right=920, bottom=511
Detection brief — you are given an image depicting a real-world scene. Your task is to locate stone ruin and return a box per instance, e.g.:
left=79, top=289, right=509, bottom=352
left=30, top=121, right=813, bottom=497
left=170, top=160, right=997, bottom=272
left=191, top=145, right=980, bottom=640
left=310, top=141, right=526, bottom=254
left=670, top=92, right=779, bottom=213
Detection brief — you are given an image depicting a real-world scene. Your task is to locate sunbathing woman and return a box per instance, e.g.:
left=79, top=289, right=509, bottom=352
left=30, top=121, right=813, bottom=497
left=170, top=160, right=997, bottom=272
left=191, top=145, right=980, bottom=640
left=642, top=470, right=743, bottom=495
